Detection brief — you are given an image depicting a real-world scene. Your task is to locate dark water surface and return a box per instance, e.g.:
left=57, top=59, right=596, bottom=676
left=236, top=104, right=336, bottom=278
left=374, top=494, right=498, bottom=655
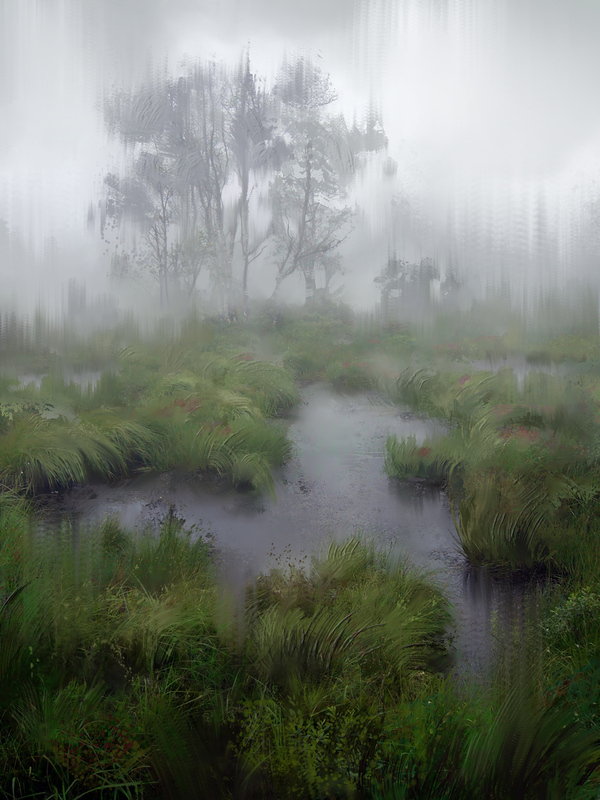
left=44, top=383, right=541, bottom=684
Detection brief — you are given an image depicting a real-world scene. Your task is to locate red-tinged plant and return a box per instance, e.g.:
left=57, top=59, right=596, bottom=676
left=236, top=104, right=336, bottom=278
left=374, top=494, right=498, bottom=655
left=493, top=404, right=515, bottom=419
left=159, top=397, right=201, bottom=417
left=499, top=426, right=542, bottom=444
left=199, top=422, right=232, bottom=437
left=172, top=398, right=200, bottom=413
left=50, top=716, right=149, bottom=790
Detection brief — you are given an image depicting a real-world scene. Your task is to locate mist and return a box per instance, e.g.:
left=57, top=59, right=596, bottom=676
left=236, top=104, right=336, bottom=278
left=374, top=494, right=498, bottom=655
left=5, top=5, right=600, bottom=793
left=1, top=0, right=600, bottom=318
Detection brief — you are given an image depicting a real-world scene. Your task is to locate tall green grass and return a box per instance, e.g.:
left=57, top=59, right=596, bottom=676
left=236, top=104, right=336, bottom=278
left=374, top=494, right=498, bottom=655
left=248, top=538, right=451, bottom=691
left=0, top=510, right=456, bottom=798
left=3, top=306, right=600, bottom=796
left=2, top=502, right=600, bottom=796
left=0, top=342, right=298, bottom=498
left=384, top=363, right=600, bottom=571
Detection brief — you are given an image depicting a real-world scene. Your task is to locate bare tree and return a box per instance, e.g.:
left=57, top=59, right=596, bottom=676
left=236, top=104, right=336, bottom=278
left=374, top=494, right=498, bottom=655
left=228, top=52, right=286, bottom=320
left=176, top=62, right=238, bottom=317
left=269, top=56, right=387, bottom=305
left=268, top=59, right=354, bottom=304
left=270, top=138, right=353, bottom=303
left=103, top=68, right=232, bottom=312
left=101, top=53, right=387, bottom=314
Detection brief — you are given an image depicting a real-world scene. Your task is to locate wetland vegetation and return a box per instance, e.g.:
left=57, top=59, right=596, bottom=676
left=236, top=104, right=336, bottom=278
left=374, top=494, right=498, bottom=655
left=2, top=296, right=600, bottom=797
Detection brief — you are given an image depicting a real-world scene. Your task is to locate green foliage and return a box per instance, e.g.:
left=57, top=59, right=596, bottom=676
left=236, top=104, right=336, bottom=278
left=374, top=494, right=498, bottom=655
left=326, top=359, right=373, bottom=390
left=124, top=510, right=211, bottom=593
left=3, top=520, right=456, bottom=798
left=226, top=357, right=299, bottom=415
left=0, top=492, right=29, bottom=593
left=0, top=331, right=298, bottom=498
left=279, top=311, right=364, bottom=381
left=3, top=308, right=600, bottom=797
left=385, top=434, right=449, bottom=482
left=384, top=360, right=600, bottom=570
left=544, top=588, right=600, bottom=644
left=541, top=585, right=600, bottom=685
left=248, top=539, right=451, bottom=693
left=544, top=659, right=600, bottom=736
left=369, top=680, right=600, bottom=800
left=2, top=495, right=600, bottom=798
left=0, top=415, right=125, bottom=492
left=370, top=688, right=474, bottom=800
left=236, top=690, right=383, bottom=798
left=462, top=684, right=600, bottom=799
left=0, top=511, right=229, bottom=797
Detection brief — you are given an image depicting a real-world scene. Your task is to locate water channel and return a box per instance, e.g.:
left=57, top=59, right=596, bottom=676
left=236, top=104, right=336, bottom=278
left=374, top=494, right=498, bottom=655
left=40, top=377, right=547, bottom=686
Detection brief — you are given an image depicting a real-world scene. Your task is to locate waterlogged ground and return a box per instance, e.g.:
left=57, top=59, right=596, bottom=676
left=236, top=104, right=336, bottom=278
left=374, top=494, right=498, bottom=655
left=463, top=354, right=568, bottom=391
left=16, top=369, right=104, bottom=392
left=44, top=381, right=541, bottom=684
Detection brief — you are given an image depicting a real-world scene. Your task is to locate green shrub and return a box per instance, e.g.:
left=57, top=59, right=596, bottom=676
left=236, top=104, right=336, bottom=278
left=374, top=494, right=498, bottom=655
left=385, top=434, right=449, bottom=482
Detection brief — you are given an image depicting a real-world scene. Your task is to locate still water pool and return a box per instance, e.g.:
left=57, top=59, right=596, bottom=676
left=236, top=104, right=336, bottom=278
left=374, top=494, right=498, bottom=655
left=45, top=382, right=541, bottom=685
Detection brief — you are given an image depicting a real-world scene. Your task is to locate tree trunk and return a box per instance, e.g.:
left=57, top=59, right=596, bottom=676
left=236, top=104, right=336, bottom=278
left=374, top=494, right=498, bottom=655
left=240, top=180, right=250, bottom=322
left=270, top=273, right=284, bottom=302
left=303, top=264, right=316, bottom=305
left=303, top=183, right=317, bottom=305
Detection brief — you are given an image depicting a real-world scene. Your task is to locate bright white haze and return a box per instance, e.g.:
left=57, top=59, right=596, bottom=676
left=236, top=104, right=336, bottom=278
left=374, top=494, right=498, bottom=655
left=1, top=0, right=600, bottom=314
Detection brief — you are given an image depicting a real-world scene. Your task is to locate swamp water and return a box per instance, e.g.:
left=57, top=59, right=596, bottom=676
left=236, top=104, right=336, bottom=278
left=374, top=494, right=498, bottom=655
left=41, top=382, right=543, bottom=686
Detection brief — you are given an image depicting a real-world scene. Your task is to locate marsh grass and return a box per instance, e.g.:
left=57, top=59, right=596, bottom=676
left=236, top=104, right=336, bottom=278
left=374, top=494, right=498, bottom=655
left=385, top=433, right=450, bottom=483
left=0, top=338, right=297, bottom=498
left=0, top=511, right=466, bottom=799
left=4, top=307, right=600, bottom=796
left=230, top=538, right=454, bottom=797
left=383, top=360, right=600, bottom=571
left=1, top=507, right=599, bottom=796
left=275, top=309, right=411, bottom=386
left=248, top=538, right=451, bottom=692
left=369, top=636, right=600, bottom=800
left=0, top=511, right=231, bottom=797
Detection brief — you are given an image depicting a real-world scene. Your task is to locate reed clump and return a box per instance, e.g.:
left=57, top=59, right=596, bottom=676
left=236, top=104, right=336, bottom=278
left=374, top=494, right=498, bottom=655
left=2, top=506, right=598, bottom=797
left=0, top=329, right=299, bottom=499
left=384, top=360, right=600, bottom=573
left=0, top=506, right=465, bottom=798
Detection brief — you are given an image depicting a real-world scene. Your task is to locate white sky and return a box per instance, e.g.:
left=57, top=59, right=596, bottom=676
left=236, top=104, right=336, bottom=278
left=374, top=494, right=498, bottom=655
left=1, top=0, right=600, bottom=310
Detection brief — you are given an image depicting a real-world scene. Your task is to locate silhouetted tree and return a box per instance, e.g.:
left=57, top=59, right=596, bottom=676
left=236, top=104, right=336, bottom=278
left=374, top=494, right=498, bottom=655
left=269, top=57, right=388, bottom=305
left=229, top=52, right=286, bottom=320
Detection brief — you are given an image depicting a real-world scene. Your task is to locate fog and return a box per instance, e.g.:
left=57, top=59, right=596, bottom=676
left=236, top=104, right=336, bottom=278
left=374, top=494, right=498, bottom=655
left=1, top=0, right=600, bottom=317
left=2, top=5, right=600, bottom=765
